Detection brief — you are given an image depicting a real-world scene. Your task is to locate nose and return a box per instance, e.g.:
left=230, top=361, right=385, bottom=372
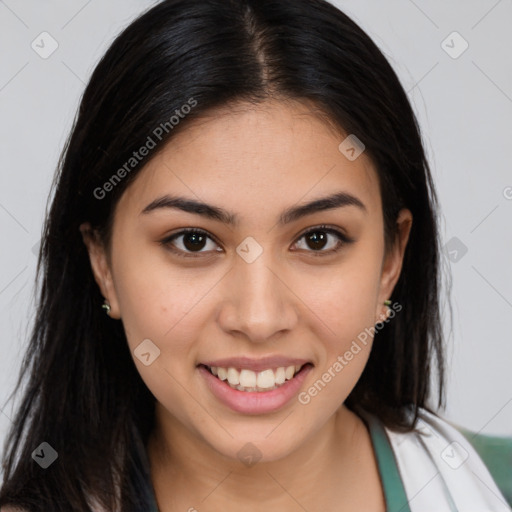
left=217, top=253, right=299, bottom=343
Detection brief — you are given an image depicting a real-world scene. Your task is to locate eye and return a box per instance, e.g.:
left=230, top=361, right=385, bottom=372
left=292, top=224, right=354, bottom=256
left=161, top=228, right=222, bottom=258
left=161, top=224, right=354, bottom=259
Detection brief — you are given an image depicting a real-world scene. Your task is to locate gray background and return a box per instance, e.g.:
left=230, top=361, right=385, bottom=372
left=1, top=0, right=511, bottom=468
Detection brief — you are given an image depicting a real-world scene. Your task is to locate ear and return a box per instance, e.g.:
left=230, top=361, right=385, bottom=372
left=375, top=208, right=412, bottom=322
left=79, top=222, right=121, bottom=319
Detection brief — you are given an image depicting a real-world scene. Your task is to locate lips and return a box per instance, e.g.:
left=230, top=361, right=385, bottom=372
left=197, top=357, right=313, bottom=414
left=201, top=356, right=311, bottom=372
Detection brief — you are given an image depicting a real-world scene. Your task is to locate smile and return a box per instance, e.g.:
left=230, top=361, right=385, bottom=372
left=198, top=360, right=313, bottom=414
left=205, top=364, right=304, bottom=392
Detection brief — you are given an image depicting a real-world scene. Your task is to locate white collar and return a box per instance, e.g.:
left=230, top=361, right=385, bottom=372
left=384, top=407, right=511, bottom=511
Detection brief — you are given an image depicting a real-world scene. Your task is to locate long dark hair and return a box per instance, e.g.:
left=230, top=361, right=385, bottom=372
left=0, top=0, right=449, bottom=510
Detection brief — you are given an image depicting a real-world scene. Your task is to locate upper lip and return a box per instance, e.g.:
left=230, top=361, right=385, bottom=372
left=200, top=356, right=312, bottom=372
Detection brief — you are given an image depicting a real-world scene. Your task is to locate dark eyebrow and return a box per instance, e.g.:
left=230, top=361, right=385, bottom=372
left=140, top=191, right=367, bottom=226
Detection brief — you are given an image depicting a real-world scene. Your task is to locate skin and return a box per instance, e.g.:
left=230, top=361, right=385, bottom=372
left=81, top=98, right=412, bottom=511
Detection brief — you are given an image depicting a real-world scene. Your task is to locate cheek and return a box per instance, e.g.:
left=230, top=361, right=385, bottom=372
left=112, top=239, right=211, bottom=339
left=295, top=265, right=380, bottom=415
left=296, top=252, right=382, bottom=346
left=111, top=246, right=214, bottom=387
left=291, top=247, right=382, bottom=413
left=111, top=259, right=209, bottom=424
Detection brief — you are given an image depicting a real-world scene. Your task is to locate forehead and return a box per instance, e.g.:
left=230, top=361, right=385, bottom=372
left=115, top=99, right=382, bottom=224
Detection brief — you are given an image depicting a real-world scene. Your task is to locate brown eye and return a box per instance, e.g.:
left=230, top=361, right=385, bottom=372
left=161, top=225, right=354, bottom=259
left=305, top=231, right=329, bottom=250
left=181, top=231, right=207, bottom=251
left=162, top=228, right=222, bottom=258
left=293, top=225, right=354, bottom=256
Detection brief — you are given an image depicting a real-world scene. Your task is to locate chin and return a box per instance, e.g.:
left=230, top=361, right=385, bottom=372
left=203, top=428, right=304, bottom=466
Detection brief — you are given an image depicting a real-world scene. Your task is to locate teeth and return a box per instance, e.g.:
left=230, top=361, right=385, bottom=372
left=275, top=367, right=286, bottom=385
left=227, top=367, right=240, bottom=386
left=285, top=366, right=295, bottom=380
left=239, top=369, right=257, bottom=388
left=257, top=369, right=275, bottom=389
left=208, top=364, right=303, bottom=392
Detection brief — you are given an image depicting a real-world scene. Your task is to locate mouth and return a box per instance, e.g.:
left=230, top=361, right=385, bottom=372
left=197, top=359, right=314, bottom=414
left=199, top=363, right=312, bottom=393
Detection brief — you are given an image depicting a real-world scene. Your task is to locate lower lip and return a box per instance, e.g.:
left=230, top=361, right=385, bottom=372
left=198, top=364, right=313, bottom=415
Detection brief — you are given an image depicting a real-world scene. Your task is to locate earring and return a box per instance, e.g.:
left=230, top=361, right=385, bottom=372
left=383, top=299, right=392, bottom=319
left=102, top=300, right=111, bottom=316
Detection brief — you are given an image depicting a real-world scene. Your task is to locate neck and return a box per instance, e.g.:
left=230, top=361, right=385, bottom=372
left=147, top=404, right=383, bottom=511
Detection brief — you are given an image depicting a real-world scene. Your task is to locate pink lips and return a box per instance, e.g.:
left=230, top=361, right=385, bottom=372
left=198, top=358, right=313, bottom=415
left=201, top=356, right=310, bottom=372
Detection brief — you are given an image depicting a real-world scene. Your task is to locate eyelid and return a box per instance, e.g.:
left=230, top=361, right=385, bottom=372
left=295, top=224, right=353, bottom=243
left=160, top=224, right=354, bottom=258
left=291, top=224, right=355, bottom=256
left=160, top=227, right=220, bottom=259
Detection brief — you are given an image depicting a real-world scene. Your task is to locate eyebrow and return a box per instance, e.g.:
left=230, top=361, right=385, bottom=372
left=140, top=191, right=367, bottom=226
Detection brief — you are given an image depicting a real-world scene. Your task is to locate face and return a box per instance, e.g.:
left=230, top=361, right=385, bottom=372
left=81, top=98, right=412, bottom=464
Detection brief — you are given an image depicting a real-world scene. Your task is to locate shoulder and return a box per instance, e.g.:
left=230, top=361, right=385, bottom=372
left=1, top=507, right=28, bottom=512
left=387, top=407, right=512, bottom=509
left=448, top=419, right=512, bottom=509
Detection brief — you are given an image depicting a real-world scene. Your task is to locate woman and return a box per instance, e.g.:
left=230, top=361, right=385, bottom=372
left=1, top=0, right=510, bottom=510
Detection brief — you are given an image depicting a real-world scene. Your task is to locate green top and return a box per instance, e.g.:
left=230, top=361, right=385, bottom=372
left=145, top=415, right=512, bottom=511
left=455, top=425, right=512, bottom=507
left=360, top=412, right=412, bottom=512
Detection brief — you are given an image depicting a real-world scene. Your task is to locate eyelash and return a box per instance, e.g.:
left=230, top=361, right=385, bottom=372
left=160, top=225, right=354, bottom=259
